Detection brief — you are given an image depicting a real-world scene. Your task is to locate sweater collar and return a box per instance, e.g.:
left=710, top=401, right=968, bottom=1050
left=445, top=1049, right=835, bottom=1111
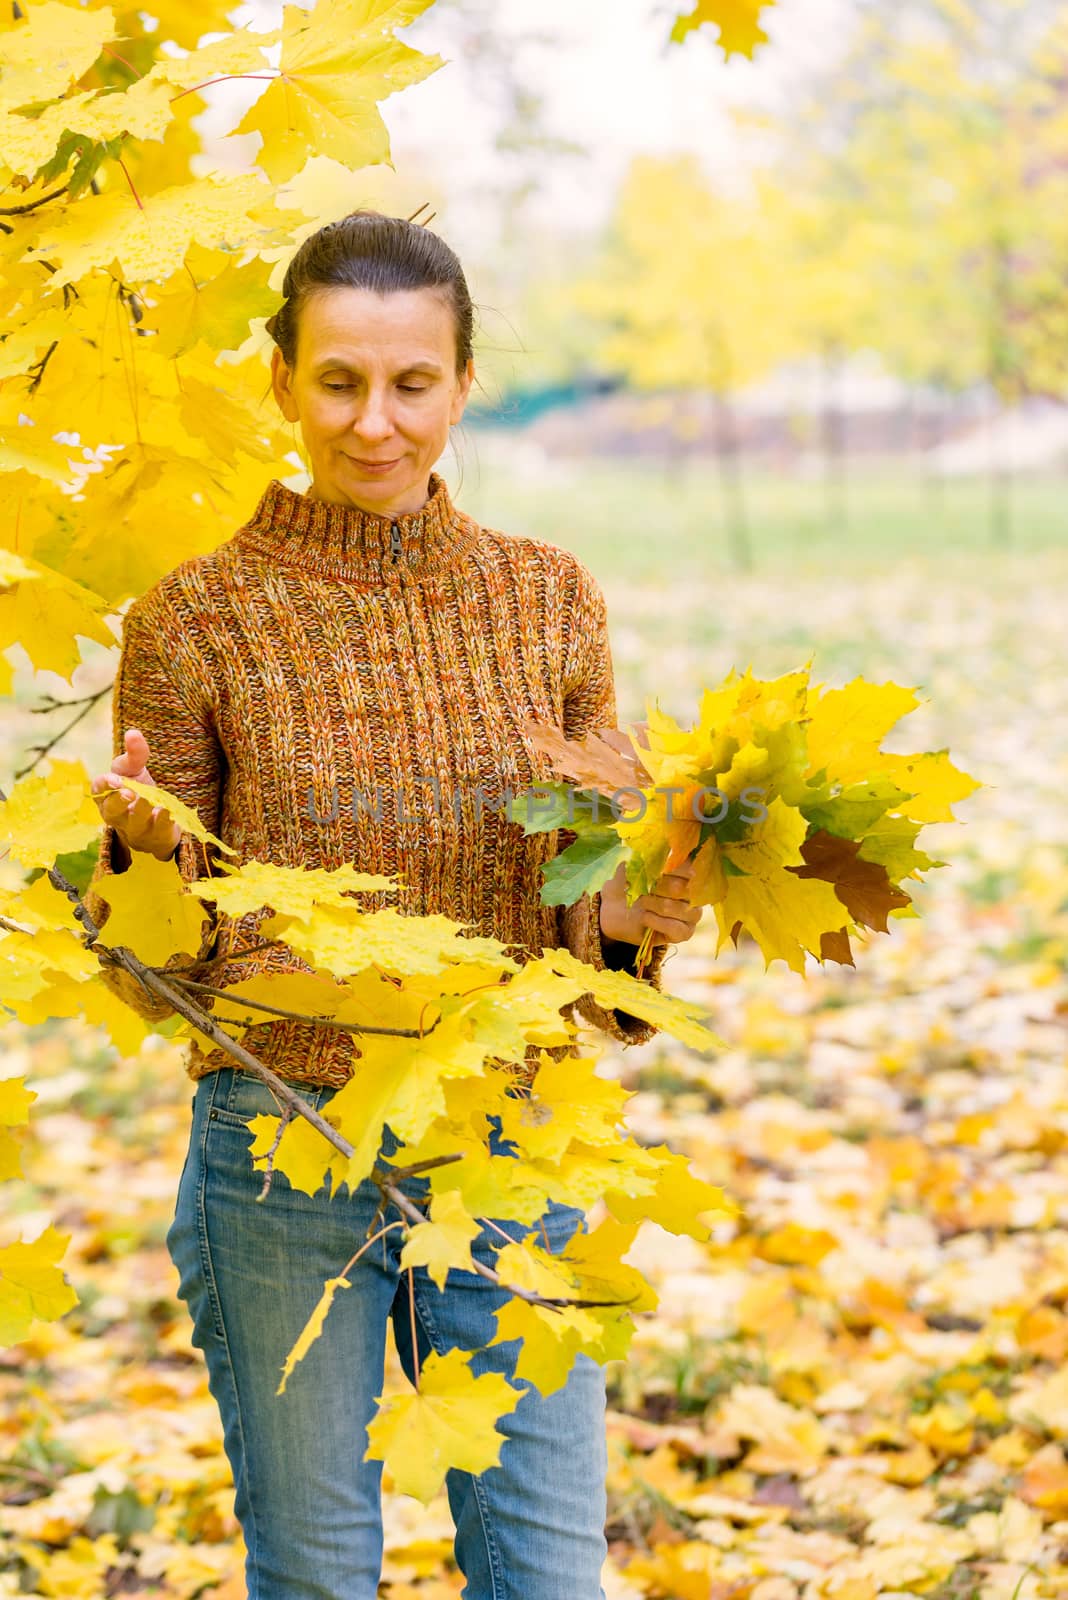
left=235, top=471, right=478, bottom=583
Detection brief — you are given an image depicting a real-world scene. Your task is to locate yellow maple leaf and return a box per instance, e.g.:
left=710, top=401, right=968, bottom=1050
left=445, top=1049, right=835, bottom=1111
left=876, top=748, right=982, bottom=822
left=24, top=963, right=152, bottom=1057
left=194, top=856, right=394, bottom=921
left=419, top=1127, right=554, bottom=1226
left=89, top=851, right=213, bottom=968
left=276, top=1273, right=352, bottom=1395
left=0, top=867, right=81, bottom=934
left=757, top=1222, right=839, bottom=1265
left=605, top=1144, right=736, bottom=1241
left=107, top=774, right=235, bottom=857
left=537, top=947, right=725, bottom=1052
left=552, top=1215, right=659, bottom=1315
left=399, top=1189, right=482, bottom=1290
left=0, top=78, right=175, bottom=176
left=232, top=0, right=444, bottom=184
left=716, top=1382, right=829, bottom=1475
left=0, top=1076, right=35, bottom=1127
left=21, top=173, right=300, bottom=288
left=145, top=250, right=281, bottom=359
left=716, top=796, right=849, bottom=972
left=690, top=831, right=728, bottom=905
left=805, top=679, right=922, bottom=786
left=3, top=925, right=97, bottom=994
left=0, top=1, right=115, bottom=114
left=493, top=1236, right=579, bottom=1302
left=246, top=1019, right=483, bottom=1199
left=364, top=1347, right=525, bottom=1505
left=670, top=2, right=777, bottom=61
left=488, top=1296, right=591, bottom=1397
left=264, top=902, right=519, bottom=983
left=0, top=765, right=102, bottom=868
left=495, top=1054, right=631, bottom=1164
left=0, top=1224, right=79, bottom=1345
left=245, top=1105, right=349, bottom=1199
left=143, top=23, right=281, bottom=93
left=0, top=557, right=114, bottom=682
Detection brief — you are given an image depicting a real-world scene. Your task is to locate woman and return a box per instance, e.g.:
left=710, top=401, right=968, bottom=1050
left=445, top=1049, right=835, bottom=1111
left=88, top=210, right=701, bottom=1600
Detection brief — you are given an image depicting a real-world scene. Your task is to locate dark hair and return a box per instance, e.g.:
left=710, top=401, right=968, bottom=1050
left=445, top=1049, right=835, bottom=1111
left=265, top=207, right=475, bottom=377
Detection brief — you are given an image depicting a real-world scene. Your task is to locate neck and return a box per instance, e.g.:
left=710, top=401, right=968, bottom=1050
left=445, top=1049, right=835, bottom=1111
left=306, top=474, right=433, bottom=520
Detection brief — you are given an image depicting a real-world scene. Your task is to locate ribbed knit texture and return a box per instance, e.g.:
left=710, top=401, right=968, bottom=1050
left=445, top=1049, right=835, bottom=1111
left=84, top=470, right=668, bottom=1090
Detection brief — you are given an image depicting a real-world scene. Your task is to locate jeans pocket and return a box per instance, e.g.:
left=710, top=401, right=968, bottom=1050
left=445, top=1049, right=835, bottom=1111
left=207, top=1069, right=329, bottom=1131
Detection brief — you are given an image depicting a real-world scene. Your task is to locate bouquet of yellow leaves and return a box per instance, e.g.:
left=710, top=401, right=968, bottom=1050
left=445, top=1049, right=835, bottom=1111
left=512, top=663, right=980, bottom=977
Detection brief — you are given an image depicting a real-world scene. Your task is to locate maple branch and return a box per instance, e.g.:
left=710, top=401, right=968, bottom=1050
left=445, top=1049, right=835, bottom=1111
left=176, top=977, right=440, bottom=1039
left=0, top=185, right=69, bottom=215
left=26, top=340, right=58, bottom=395
left=91, top=948, right=623, bottom=1308
left=14, top=684, right=111, bottom=781
left=8, top=828, right=629, bottom=1317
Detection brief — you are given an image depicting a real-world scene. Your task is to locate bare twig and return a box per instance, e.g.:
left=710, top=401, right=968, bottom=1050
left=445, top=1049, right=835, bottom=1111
left=0, top=184, right=69, bottom=216
left=0, top=807, right=630, bottom=1317
left=15, top=685, right=111, bottom=781
left=177, top=977, right=439, bottom=1038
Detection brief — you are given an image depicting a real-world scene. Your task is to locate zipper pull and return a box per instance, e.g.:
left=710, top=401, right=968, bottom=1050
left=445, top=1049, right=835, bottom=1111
left=390, top=521, right=401, bottom=561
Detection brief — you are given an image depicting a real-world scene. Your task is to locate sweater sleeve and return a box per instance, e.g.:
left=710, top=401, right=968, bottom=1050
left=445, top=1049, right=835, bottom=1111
left=554, top=559, right=667, bottom=1046
left=83, top=594, right=225, bottom=1026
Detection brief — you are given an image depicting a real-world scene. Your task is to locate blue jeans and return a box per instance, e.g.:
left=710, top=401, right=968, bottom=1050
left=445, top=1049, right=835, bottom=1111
left=165, top=1066, right=609, bottom=1599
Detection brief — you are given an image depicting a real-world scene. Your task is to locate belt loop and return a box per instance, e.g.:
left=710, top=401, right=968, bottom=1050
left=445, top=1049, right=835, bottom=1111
left=206, top=1066, right=229, bottom=1120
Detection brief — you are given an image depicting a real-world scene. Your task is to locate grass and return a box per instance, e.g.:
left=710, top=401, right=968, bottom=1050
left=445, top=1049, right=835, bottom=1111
left=439, top=449, right=1068, bottom=748
left=446, top=448, right=1068, bottom=578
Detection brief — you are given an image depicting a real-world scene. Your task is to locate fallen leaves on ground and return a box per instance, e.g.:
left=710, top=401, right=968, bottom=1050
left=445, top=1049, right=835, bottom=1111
left=2, top=538, right=1067, bottom=1597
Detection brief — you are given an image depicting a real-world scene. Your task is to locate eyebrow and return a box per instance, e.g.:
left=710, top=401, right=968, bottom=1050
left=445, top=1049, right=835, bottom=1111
left=312, top=357, right=443, bottom=376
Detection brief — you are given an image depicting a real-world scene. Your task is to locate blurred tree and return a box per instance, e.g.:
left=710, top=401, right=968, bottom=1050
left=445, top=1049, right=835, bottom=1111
left=569, top=154, right=798, bottom=570
left=771, top=0, right=1068, bottom=543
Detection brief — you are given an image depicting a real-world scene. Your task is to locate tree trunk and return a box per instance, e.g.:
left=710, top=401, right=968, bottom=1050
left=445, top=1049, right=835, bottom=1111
left=714, top=389, right=752, bottom=572
left=821, top=345, right=848, bottom=535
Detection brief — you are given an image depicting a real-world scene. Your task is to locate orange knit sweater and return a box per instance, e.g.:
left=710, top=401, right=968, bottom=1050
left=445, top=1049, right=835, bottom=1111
left=84, top=471, right=668, bottom=1090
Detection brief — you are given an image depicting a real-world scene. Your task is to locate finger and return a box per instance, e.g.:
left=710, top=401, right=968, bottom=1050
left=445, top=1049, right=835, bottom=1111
left=640, top=912, right=698, bottom=945
left=94, top=790, right=130, bottom=825
left=645, top=893, right=702, bottom=925
left=124, top=727, right=150, bottom=767
left=654, top=874, right=696, bottom=900
left=101, top=773, right=137, bottom=803
left=112, top=727, right=150, bottom=777
left=120, top=795, right=155, bottom=842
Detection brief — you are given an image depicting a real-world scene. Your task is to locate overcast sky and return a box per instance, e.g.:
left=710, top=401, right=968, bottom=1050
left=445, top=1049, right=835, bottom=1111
left=375, top=0, right=848, bottom=239
left=221, top=0, right=850, bottom=252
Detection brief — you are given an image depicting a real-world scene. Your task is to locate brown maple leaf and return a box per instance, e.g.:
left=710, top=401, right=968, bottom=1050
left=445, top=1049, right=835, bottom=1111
left=520, top=718, right=652, bottom=798
left=786, top=829, right=911, bottom=933
left=820, top=927, right=855, bottom=966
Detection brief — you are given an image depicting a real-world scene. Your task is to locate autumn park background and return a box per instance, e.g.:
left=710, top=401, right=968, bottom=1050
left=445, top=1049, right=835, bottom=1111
left=3, top=0, right=1068, bottom=1596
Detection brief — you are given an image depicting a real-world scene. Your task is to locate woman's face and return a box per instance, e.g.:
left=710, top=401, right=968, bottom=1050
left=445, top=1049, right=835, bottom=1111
left=270, top=284, right=474, bottom=518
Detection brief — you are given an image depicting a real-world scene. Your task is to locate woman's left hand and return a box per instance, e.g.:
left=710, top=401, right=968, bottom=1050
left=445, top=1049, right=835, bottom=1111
left=598, top=857, right=703, bottom=950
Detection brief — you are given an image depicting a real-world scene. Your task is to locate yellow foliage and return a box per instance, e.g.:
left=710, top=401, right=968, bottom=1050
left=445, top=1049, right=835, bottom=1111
left=363, top=1347, right=526, bottom=1505
left=398, top=1190, right=482, bottom=1290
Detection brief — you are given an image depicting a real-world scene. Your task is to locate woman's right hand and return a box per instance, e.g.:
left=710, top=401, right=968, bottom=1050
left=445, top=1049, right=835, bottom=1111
left=91, top=727, right=182, bottom=864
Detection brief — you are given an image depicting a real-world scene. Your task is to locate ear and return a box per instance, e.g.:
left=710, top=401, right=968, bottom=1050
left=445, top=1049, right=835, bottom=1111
left=270, top=345, right=300, bottom=424
left=450, top=357, right=475, bottom=425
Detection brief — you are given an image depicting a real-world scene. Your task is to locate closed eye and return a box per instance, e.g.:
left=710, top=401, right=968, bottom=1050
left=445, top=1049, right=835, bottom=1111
left=322, top=382, right=430, bottom=393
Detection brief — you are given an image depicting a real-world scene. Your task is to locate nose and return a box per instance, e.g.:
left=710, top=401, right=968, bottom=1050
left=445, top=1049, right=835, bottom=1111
left=351, top=389, right=394, bottom=444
